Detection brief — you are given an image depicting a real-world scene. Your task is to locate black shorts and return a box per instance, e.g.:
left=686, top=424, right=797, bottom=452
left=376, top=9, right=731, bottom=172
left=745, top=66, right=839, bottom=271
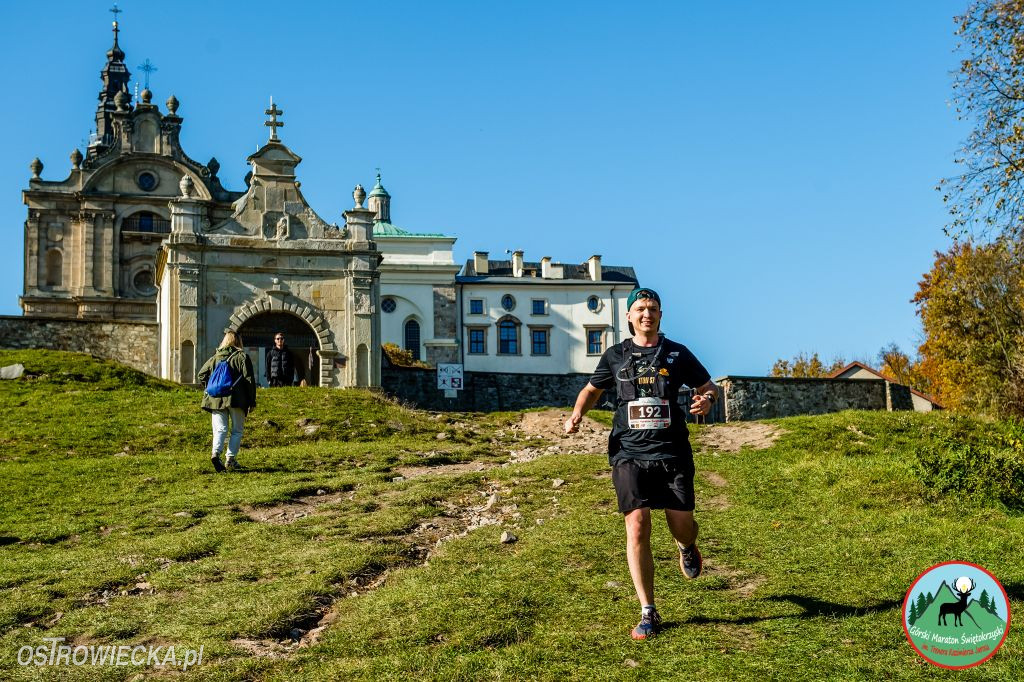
left=611, top=457, right=695, bottom=513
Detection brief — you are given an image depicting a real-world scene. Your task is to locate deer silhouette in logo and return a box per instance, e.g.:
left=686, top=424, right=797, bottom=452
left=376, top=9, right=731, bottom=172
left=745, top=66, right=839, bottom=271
left=939, top=578, right=976, bottom=627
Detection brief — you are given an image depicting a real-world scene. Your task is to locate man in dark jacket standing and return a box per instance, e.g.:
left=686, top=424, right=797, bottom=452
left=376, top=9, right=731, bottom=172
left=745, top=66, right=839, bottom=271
left=265, top=332, right=295, bottom=387
left=565, top=287, right=718, bottom=641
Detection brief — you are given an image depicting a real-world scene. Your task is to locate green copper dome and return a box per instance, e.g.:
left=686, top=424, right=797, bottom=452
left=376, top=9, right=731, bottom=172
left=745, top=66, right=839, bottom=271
left=368, top=172, right=390, bottom=198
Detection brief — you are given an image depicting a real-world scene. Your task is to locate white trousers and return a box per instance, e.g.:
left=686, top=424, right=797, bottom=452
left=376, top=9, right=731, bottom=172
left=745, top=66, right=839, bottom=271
left=211, top=408, right=246, bottom=459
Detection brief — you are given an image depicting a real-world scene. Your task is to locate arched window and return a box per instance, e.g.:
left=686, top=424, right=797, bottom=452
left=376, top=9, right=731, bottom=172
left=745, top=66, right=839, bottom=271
left=498, top=317, right=520, bottom=355
left=404, top=319, right=421, bottom=361
left=45, top=249, right=62, bottom=287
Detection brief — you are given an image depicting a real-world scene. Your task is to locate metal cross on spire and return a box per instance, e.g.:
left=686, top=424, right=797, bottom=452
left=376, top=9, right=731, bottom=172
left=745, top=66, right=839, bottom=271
left=137, top=59, right=158, bottom=89
left=109, top=2, right=121, bottom=30
left=264, top=97, right=284, bottom=141
left=109, top=3, right=122, bottom=44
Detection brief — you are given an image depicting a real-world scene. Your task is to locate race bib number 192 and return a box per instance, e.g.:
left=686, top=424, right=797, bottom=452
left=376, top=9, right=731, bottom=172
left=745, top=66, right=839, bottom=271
left=627, top=397, right=671, bottom=429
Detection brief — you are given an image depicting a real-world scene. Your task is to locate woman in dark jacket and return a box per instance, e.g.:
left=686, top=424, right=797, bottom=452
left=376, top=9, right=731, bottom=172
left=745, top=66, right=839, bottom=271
left=197, top=331, right=257, bottom=472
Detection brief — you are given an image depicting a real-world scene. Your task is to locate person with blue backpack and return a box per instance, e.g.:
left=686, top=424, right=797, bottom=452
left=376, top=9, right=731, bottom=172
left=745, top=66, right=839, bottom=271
left=197, top=331, right=258, bottom=472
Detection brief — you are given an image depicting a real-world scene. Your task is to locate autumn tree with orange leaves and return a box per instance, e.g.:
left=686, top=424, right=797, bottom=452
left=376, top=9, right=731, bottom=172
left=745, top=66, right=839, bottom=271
left=914, top=240, right=1024, bottom=415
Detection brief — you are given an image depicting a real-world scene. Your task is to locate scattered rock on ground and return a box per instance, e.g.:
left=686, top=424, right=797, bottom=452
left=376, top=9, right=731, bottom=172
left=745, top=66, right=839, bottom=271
left=500, top=531, right=518, bottom=544
left=0, top=364, right=25, bottom=380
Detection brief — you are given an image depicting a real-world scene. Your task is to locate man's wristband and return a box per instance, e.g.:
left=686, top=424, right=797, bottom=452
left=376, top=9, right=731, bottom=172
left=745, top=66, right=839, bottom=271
left=702, top=391, right=716, bottom=404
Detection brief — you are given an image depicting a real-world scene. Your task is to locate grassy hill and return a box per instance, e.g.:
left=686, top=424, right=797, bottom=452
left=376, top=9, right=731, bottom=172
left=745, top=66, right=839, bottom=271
left=1, top=350, right=1023, bottom=680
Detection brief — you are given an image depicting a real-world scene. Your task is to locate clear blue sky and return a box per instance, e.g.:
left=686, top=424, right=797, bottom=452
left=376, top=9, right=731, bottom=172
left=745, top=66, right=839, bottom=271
left=0, top=1, right=966, bottom=376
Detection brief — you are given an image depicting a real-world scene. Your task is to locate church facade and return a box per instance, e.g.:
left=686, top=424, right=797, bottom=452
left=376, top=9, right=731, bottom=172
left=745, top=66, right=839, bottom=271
left=12, top=16, right=642, bottom=395
left=20, top=19, right=382, bottom=388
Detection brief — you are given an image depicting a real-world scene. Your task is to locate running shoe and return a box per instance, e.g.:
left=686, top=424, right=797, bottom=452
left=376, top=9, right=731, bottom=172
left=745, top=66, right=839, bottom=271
left=678, top=541, right=702, bottom=579
left=210, top=455, right=226, bottom=473
left=631, top=610, right=661, bottom=640
left=225, top=459, right=241, bottom=471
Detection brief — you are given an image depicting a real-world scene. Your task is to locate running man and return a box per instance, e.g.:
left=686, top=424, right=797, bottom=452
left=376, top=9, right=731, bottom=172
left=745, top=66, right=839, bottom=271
left=565, top=287, right=717, bottom=640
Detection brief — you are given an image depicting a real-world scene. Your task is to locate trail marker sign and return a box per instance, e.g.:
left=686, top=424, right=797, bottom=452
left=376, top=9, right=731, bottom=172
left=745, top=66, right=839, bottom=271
left=438, top=364, right=463, bottom=391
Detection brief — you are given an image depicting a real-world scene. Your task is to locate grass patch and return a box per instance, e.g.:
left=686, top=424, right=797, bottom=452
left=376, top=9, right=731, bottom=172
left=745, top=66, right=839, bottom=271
left=1, top=352, right=1022, bottom=680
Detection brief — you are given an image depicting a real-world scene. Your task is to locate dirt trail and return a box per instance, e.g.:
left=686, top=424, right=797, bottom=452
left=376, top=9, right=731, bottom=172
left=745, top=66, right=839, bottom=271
left=512, top=409, right=609, bottom=459
left=696, top=422, right=783, bottom=452
left=231, top=410, right=596, bottom=656
left=229, top=413, right=784, bottom=658
left=241, top=491, right=350, bottom=524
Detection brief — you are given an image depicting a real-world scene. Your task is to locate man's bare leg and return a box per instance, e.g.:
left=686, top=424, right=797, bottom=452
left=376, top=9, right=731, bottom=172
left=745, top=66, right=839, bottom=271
left=666, top=509, right=702, bottom=578
left=665, top=509, right=697, bottom=546
left=624, top=508, right=655, bottom=605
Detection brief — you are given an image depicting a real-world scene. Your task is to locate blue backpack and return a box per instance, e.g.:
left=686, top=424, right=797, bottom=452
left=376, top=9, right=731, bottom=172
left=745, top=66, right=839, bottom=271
left=206, top=353, right=241, bottom=398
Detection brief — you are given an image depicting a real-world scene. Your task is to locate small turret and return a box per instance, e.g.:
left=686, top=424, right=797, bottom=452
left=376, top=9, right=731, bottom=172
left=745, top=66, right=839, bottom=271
left=367, top=172, right=391, bottom=222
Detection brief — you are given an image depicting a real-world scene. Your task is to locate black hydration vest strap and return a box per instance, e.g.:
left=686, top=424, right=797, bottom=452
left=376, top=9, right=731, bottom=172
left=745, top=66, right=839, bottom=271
left=617, top=339, right=669, bottom=401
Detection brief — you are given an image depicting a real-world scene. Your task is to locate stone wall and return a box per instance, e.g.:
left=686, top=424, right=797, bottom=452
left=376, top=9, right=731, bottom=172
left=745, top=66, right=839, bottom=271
left=382, top=363, right=710, bottom=417
left=382, top=364, right=595, bottom=411
left=0, top=316, right=159, bottom=375
left=719, top=376, right=898, bottom=421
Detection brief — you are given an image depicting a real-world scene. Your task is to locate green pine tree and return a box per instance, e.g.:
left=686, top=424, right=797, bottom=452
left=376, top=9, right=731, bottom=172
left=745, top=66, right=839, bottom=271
left=908, top=600, right=919, bottom=625
left=916, top=592, right=929, bottom=620
left=979, top=589, right=991, bottom=612
left=927, top=590, right=935, bottom=605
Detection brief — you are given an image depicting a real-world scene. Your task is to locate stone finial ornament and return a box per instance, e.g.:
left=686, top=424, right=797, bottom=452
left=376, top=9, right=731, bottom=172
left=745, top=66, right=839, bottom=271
left=179, top=175, right=194, bottom=198
left=353, top=184, right=366, bottom=209
left=141, top=88, right=153, bottom=104
left=166, top=94, right=179, bottom=115
left=70, top=149, right=83, bottom=170
left=29, top=157, right=43, bottom=179
left=114, top=89, right=129, bottom=112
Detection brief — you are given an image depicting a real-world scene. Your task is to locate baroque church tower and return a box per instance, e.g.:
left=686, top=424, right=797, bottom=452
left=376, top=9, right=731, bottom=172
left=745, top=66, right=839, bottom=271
left=21, top=14, right=382, bottom=388
left=22, top=15, right=240, bottom=321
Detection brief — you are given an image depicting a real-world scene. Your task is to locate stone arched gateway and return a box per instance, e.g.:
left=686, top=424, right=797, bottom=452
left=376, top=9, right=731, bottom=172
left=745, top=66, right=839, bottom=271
left=227, top=295, right=338, bottom=387
left=156, top=114, right=382, bottom=389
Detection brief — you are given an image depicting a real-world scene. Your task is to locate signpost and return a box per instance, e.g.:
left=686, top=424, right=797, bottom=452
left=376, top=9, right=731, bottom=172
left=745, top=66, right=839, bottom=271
left=437, top=363, right=463, bottom=399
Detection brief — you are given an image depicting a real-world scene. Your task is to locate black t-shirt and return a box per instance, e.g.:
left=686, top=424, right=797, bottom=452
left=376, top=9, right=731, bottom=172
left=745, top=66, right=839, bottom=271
left=589, top=337, right=711, bottom=463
